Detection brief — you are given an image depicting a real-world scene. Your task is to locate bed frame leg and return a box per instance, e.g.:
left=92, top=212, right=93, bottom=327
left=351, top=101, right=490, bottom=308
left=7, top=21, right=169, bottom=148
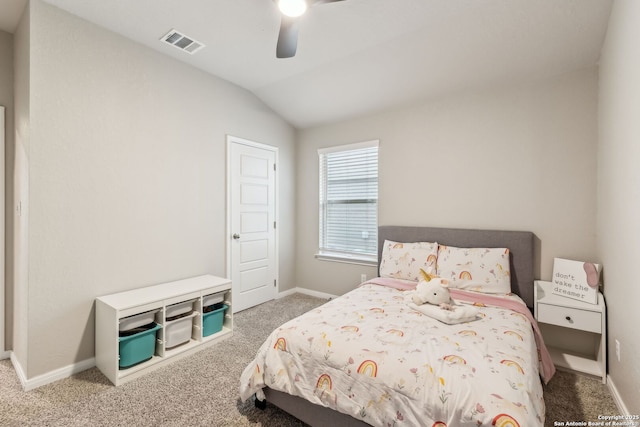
left=254, top=396, right=267, bottom=410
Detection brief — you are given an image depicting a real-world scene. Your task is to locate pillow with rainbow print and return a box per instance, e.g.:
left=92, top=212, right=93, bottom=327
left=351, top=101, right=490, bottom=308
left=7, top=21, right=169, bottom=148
left=436, top=245, right=511, bottom=294
left=379, top=240, right=438, bottom=282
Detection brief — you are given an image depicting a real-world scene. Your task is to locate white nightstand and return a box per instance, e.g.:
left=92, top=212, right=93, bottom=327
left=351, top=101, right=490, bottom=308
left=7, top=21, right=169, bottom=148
left=534, top=280, right=606, bottom=384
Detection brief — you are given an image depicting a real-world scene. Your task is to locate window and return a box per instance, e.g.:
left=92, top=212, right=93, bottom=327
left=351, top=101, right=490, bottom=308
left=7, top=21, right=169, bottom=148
left=317, top=140, right=379, bottom=264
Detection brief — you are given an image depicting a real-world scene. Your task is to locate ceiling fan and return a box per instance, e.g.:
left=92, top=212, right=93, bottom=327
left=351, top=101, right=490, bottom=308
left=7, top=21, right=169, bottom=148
left=275, top=0, right=345, bottom=58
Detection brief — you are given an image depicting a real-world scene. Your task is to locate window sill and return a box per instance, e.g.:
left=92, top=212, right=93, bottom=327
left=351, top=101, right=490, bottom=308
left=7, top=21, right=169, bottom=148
left=315, top=252, right=378, bottom=267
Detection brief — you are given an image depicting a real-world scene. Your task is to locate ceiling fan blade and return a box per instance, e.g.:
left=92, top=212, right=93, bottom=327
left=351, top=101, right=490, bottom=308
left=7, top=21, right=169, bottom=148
left=311, top=0, right=345, bottom=4
left=276, top=15, right=300, bottom=58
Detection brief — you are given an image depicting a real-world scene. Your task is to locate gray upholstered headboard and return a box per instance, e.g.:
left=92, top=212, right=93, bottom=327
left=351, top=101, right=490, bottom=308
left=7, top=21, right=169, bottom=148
left=378, top=225, right=535, bottom=310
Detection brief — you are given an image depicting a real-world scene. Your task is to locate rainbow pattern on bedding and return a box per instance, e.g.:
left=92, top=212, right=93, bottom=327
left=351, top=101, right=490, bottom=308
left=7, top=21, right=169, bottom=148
left=273, top=337, right=287, bottom=351
left=357, top=360, right=378, bottom=377
left=316, top=374, right=332, bottom=390
left=240, top=281, right=547, bottom=426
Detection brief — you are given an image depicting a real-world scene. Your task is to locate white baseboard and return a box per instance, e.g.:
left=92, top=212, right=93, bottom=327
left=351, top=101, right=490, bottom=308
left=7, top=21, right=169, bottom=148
left=10, top=352, right=96, bottom=391
left=607, top=375, right=630, bottom=415
left=10, top=352, right=27, bottom=387
left=278, top=287, right=338, bottom=300
left=0, top=350, right=10, bottom=360
left=5, top=287, right=333, bottom=390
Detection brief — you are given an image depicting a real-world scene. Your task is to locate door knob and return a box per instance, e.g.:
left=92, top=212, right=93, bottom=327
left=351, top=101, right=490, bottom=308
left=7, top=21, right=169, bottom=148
left=233, top=233, right=240, bottom=240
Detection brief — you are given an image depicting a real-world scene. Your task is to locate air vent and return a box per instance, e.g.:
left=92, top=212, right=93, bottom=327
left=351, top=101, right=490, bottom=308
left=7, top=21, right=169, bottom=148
left=160, top=29, right=205, bottom=54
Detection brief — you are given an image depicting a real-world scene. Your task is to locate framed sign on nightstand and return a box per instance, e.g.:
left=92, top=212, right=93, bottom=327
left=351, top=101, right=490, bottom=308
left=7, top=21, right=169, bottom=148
left=534, top=280, right=606, bottom=384
left=551, top=258, right=601, bottom=305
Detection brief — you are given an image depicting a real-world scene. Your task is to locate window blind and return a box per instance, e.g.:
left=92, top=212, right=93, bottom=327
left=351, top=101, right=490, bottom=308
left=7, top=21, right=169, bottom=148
left=318, top=141, right=378, bottom=261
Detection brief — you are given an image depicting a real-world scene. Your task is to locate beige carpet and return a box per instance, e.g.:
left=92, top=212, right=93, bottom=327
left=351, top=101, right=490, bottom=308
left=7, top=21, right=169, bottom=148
left=0, top=293, right=619, bottom=426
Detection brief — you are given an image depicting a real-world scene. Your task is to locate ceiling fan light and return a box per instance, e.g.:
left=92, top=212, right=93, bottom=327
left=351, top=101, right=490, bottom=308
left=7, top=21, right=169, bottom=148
left=278, top=0, right=307, bottom=18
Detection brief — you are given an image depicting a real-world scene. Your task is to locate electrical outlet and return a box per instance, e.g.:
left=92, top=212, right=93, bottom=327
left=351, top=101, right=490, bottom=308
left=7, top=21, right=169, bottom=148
left=615, top=339, right=621, bottom=362
left=360, top=274, right=367, bottom=283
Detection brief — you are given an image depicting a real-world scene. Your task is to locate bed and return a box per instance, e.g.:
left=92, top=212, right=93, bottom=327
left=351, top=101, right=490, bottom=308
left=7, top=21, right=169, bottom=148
left=240, top=225, right=555, bottom=426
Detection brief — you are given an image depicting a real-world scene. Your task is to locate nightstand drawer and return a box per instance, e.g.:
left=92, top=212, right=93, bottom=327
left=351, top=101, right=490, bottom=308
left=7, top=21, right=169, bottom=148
left=537, top=303, right=601, bottom=333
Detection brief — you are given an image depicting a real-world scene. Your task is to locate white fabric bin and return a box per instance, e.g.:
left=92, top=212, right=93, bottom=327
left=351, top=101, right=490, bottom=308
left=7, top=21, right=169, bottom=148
left=203, top=292, right=225, bottom=307
left=164, top=311, right=197, bottom=349
left=119, top=309, right=159, bottom=331
left=166, top=299, right=196, bottom=318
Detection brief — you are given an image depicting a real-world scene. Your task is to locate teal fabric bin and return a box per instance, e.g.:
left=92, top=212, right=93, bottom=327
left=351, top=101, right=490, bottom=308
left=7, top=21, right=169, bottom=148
left=118, top=323, right=161, bottom=369
left=202, top=304, right=228, bottom=337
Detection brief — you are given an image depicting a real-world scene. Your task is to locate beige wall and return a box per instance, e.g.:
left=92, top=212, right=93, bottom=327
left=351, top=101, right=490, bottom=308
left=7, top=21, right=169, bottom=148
left=15, top=0, right=296, bottom=379
left=0, top=29, right=11, bottom=355
left=0, top=30, right=13, bottom=353
left=296, top=69, right=599, bottom=297
left=598, top=0, right=640, bottom=414
left=13, top=2, right=30, bottom=369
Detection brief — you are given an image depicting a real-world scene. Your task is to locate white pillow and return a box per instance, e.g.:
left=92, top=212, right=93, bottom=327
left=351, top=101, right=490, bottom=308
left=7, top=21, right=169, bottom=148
left=379, top=240, right=438, bottom=282
left=436, top=245, right=511, bottom=294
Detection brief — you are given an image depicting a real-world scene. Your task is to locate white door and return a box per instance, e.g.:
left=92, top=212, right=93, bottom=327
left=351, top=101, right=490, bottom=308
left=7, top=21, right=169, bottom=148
left=228, top=136, right=277, bottom=312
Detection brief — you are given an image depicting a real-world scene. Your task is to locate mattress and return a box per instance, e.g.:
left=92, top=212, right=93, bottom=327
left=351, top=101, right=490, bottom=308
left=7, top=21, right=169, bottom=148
left=240, top=280, right=551, bottom=426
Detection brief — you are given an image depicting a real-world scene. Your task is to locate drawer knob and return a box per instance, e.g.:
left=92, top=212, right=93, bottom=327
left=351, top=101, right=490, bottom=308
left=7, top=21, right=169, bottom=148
left=565, top=316, right=573, bottom=323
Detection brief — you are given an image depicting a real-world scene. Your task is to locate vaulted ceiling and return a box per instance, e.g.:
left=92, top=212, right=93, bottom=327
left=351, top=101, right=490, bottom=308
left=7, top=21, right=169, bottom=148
left=1, top=0, right=613, bottom=128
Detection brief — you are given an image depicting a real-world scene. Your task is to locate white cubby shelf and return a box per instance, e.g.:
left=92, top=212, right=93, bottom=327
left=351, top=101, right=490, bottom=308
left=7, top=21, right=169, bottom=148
left=95, top=275, right=232, bottom=386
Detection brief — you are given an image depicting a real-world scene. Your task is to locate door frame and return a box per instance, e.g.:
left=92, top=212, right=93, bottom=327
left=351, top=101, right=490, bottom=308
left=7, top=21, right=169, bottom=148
left=226, top=135, right=279, bottom=309
left=0, top=106, right=4, bottom=356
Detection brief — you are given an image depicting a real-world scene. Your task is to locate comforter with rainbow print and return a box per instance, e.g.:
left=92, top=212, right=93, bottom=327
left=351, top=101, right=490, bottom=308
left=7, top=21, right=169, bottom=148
left=240, top=281, right=550, bottom=427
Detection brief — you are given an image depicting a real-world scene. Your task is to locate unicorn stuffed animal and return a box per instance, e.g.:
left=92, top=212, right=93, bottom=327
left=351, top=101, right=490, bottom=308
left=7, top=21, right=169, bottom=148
left=411, top=277, right=454, bottom=311
left=409, top=269, right=479, bottom=324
